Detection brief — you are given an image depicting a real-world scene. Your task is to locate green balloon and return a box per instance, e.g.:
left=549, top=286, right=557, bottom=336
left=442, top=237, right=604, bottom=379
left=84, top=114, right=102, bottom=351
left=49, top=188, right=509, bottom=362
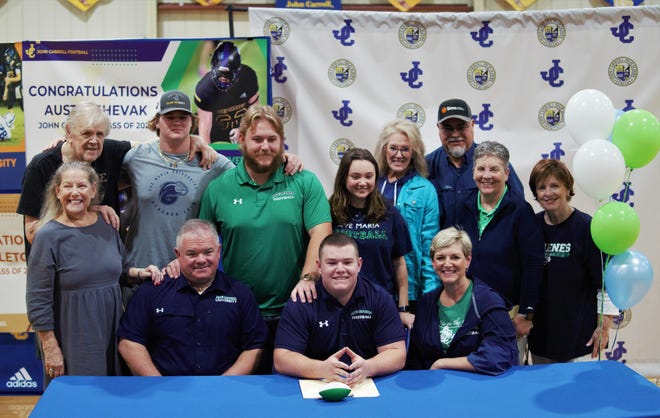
left=591, top=201, right=640, bottom=255
left=612, top=109, right=660, bottom=169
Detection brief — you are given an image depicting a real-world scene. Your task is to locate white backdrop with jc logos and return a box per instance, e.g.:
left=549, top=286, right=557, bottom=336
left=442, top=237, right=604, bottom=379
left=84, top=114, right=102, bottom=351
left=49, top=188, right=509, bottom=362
left=249, top=6, right=660, bottom=370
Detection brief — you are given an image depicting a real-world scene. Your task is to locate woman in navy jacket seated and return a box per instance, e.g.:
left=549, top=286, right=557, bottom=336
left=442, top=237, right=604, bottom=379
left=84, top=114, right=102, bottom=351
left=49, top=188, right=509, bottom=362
left=406, top=227, right=518, bottom=375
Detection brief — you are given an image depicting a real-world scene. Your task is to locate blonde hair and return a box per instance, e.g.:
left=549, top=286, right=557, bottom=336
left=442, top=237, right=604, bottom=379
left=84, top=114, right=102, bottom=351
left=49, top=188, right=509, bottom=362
left=429, top=227, right=472, bottom=259
left=374, top=119, right=428, bottom=178
left=238, top=104, right=284, bottom=140
left=36, top=161, right=100, bottom=233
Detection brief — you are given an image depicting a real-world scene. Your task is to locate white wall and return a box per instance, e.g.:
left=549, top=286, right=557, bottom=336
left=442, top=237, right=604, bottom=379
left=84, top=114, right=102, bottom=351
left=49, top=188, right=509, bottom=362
left=2, top=0, right=658, bottom=42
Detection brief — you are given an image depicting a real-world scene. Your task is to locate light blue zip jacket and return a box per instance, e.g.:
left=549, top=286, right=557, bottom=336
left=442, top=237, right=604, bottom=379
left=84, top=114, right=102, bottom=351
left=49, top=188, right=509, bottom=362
left=380, top=173, right=441, bottom=301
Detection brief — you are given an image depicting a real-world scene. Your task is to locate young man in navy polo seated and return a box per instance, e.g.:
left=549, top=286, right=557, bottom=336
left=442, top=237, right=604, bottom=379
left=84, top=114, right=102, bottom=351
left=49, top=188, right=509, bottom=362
left=274, top=233, right=407, bottom=386
left=118, top=219, right=266, bottom=376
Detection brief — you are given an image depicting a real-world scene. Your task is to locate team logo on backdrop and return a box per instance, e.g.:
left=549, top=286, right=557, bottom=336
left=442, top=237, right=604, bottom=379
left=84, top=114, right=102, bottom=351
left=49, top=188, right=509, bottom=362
left=612, top=309, right=632, bottom=329
left=611, top=181, right=635, bottom=207
left=396, top=103, right=426, bottom=127
left=264, top=18, right=290, bottom=45
left=473, top=103, right=493, bottom=131
left=272, top=97, right=292, bottom=124
left=329, top=138, right=355, bottom=165
left=608, top=56, right=638, bottom=87
left=540, top=59, right=564, bottom=87
left=398, top=21, right=427, bottom=49
left=328, top=59, right=357, bottom=88
left=400, top=61, right=423, bottom=88
left=537, top=18, right=566, bottom=47
left=333, top=19, right=356, bottom=46
left=605, top=341, right=628, bottom=363
left=622, top=99, right=635, bottom=112
left=538, top=102, right=565, bottom=131
left=540, top=142, right=566, bottom=160
left=611, top=15, right=634, bottom=44
left=271, top=57, right=288, bottom=84
left=332, top=100, right=353, bottom=127
left=467, top=61, right=496, bottom=90
left=470, top=21, right=494, bottom=48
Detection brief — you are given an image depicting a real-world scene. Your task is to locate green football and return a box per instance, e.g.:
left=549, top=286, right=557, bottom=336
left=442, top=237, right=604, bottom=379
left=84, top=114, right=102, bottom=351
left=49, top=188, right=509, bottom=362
left=319, top=381, right=352, bottom=401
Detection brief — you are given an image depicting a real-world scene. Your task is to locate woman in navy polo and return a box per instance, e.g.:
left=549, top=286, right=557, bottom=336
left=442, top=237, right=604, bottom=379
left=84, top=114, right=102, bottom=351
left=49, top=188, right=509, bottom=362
left=406, top=227, right=518, bottom=375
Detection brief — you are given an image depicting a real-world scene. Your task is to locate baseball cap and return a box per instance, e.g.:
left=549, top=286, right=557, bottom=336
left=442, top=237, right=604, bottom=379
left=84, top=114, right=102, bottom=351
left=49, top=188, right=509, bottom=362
left=437, top=99, right=472, bottom=124
left=158, top=90, right=192, bottom=114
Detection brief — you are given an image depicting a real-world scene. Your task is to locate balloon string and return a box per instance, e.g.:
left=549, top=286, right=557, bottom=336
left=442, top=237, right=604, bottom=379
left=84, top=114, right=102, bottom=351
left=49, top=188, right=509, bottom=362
left=598, top=253, right=613, bottom=361
left=622, top=168, right=633, bottom=203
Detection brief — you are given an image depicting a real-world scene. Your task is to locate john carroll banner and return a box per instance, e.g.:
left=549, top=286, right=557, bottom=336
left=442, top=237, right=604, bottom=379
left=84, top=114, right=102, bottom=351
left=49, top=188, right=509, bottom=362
left=0, top=37, right=271, bottom=330
left=249, top=7, right=660, bottom=367
left=22, top=37, right=271, bottom=160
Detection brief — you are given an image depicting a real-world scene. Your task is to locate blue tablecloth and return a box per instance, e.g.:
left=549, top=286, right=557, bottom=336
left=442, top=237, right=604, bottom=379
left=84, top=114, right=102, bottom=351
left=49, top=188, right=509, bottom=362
left=30, top=360, right=660, bottom=418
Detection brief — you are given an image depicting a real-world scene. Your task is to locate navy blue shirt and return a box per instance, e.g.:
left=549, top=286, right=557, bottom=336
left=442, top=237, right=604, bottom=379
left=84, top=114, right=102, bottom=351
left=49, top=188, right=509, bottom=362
left=275, top=278, right=406, bottom=363
left=529, top=209, right=606, bottom=361
left=426, top=144, right=524, bottom=229
left=118, top=271, right=267, bottom=375
left=333, top=203, right=412, bottom=295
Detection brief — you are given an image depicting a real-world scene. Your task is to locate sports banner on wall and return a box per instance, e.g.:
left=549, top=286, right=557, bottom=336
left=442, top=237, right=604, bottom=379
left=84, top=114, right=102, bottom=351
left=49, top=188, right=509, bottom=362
left=0, top=42, right=25, bottom=195
left=249, top=6, right=660, bottom=369
left=1, top=36, right=271, bottom=332
left=22, top=37, right=271, bottom=160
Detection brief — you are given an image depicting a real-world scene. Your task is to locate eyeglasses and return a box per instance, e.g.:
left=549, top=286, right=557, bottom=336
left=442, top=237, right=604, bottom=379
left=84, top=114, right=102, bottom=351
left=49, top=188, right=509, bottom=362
left=438, top=123, right=470, bottom=135
left=387, top=145, right=411, bottom=155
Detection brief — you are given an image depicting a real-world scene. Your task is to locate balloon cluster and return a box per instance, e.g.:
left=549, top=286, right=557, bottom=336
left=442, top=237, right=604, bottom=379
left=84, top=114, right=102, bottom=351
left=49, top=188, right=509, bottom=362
left=565, top=89, right=659, bottom=309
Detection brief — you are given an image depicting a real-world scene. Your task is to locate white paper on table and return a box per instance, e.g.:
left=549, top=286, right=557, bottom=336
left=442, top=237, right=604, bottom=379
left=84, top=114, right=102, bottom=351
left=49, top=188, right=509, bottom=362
left=299, top=378, right=380, bottom=399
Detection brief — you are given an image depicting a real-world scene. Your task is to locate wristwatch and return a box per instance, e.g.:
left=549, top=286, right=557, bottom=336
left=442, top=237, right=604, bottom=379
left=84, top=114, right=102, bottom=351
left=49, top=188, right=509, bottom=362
left=398, top=305, right=410, bottom=313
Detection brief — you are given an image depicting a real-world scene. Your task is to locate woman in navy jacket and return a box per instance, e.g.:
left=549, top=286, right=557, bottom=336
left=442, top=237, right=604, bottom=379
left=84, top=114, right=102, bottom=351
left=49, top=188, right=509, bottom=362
left=407, top=227, right=518, bottom=375
left=455, top=141, right=543, bottom=364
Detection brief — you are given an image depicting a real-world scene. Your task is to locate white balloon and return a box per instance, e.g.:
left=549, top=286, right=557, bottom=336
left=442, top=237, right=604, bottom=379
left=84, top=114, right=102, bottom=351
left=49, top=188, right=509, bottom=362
left=572, top=139, right=625, bottom=200
left=565, top=89, right=616, bottom=146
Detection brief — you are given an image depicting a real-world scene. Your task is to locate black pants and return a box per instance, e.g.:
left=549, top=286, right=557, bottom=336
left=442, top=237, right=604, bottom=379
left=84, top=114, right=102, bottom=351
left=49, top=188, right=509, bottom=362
left=256, top=317, right=280, bottom=375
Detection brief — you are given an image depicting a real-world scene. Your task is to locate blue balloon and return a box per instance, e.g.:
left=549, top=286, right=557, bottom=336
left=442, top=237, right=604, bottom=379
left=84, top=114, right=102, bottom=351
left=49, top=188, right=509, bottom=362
left=607, top=109, right=626, bottom=141
left=604, top=250, right=654, bottom=310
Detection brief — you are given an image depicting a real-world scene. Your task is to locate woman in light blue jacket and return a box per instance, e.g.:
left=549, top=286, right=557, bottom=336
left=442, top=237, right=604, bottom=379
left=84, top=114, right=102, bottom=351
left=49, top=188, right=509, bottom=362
left=375, top=120, right=441, bottom=314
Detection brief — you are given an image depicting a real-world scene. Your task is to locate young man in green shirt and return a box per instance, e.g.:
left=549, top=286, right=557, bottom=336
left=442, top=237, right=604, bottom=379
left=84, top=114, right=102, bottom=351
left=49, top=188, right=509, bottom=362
left=199, top=104, right=332, bottom=373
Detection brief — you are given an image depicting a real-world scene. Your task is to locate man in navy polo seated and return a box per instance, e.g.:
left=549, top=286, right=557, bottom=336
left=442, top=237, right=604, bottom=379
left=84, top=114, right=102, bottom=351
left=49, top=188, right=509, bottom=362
left=274, top=233, right=407, bottom=386
left=118, top=219, right=267, bottom=376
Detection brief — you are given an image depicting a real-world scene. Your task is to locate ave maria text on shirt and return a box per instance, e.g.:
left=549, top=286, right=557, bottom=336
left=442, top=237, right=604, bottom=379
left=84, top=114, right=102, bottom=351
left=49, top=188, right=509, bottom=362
left=335, top=223, right=387, bottom=240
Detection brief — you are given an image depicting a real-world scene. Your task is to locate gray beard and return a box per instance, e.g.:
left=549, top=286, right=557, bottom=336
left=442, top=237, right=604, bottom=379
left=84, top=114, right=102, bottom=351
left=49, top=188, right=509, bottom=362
left=447, top=145, right=466, bottom=159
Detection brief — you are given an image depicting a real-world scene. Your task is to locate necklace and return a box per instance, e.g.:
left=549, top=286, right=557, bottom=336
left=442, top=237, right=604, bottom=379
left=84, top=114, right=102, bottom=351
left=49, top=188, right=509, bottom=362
left=157, top=144, right=188, bottom=168
left=348, top=206, right=366, bottom=222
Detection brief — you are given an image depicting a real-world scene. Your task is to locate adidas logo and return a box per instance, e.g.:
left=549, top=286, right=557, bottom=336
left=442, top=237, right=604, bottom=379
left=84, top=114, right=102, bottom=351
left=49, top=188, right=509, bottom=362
left=6, top=367, right=38, bottom=388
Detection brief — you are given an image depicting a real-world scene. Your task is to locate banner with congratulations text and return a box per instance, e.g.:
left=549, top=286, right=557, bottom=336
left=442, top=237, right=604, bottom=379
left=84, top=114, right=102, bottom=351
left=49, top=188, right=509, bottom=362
left=22, top=37, right=271, bottom=161
left=0, top=37, right=271, bottom=331
left=249, top=6, right=660, bottom=369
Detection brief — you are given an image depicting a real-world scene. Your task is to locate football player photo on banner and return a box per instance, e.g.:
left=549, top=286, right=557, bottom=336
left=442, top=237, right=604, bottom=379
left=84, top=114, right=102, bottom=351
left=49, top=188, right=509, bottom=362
left=0, top=42, right=25, bottom=194
left=22, top=37, right=271, bottom=161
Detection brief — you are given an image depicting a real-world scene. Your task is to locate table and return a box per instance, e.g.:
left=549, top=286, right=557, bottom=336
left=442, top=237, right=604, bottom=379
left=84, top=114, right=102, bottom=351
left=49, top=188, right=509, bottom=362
left=30, top=361, right=660, bottom=418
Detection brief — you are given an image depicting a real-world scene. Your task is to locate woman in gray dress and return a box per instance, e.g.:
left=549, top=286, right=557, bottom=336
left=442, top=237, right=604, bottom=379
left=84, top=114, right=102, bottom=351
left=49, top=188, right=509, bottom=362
left=26, top=161, right=162, bottom=386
